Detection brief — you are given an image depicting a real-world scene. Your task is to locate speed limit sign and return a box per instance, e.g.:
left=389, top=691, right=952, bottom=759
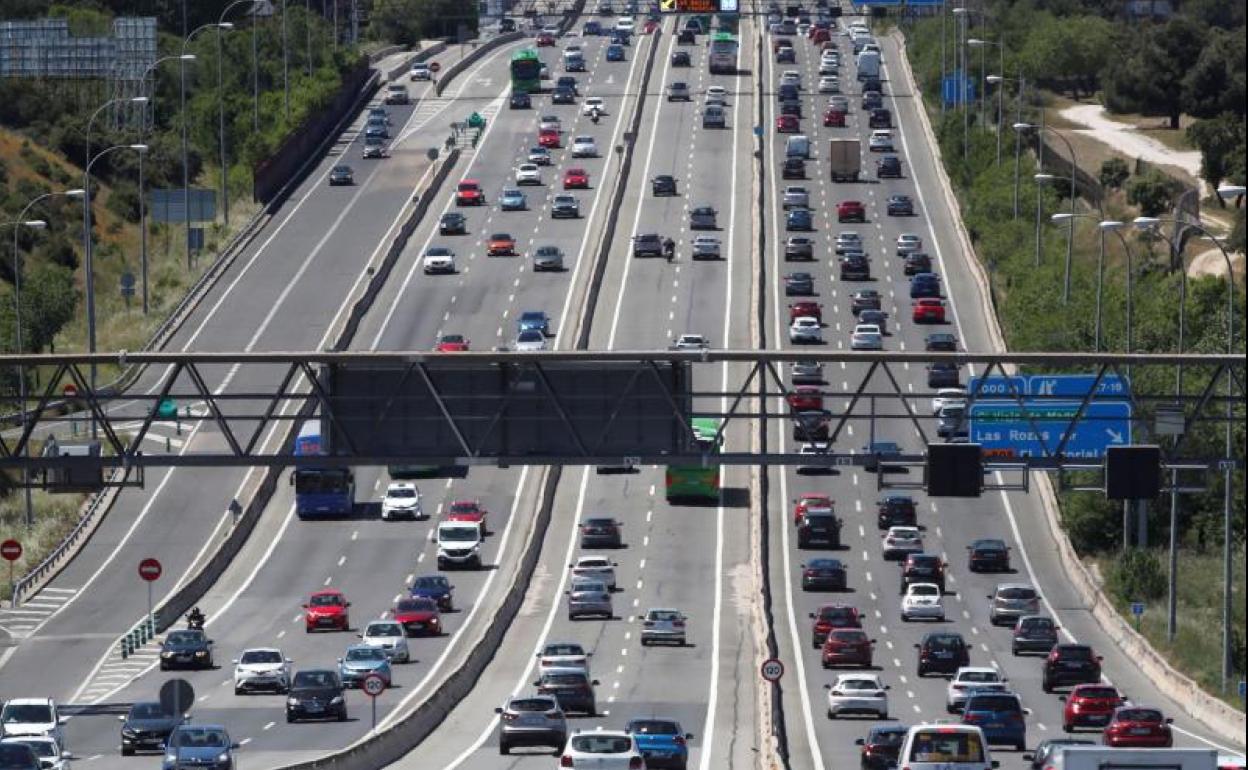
left=361, top=673, right=387, bottom=697
left=760, top=658, right=785, bottom=683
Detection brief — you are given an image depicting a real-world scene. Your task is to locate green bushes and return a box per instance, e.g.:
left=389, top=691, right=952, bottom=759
left=1107, top=549, right=1168, bottom=603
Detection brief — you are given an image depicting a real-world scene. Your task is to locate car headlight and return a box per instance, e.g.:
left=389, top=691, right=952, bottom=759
left=121, top=728, right=137, bottom=737
left=161, top=651, right=173, bottom=658
left=165, top=753, right=178, bottom=763
left=330, top=696, right=344, bottom=705
left=217, top=752, right=231, bottom=762
left=287, top=697, right=299, bottom=706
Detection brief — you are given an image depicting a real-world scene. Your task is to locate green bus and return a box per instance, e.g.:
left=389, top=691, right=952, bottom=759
left=510, top=48, right=542, bottom=94
left=665, top=417, right=722, bottom=503
left=708, top=32, right=738, bottom=74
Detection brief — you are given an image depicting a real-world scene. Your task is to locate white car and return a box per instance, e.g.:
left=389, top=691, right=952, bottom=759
left=422, top=247, right=456, bottom=275
left=825, top=673, right=890, bottom=719
left=882, top=526, right=924, bottom=559
left=691, top=235, right=721, bottom=259
left=790, top=317, right=823, bottom=344
left=783, top=186, right=809, bottom=209
left=360, top=619, right=411, bottom=663
left=232, top=648, right=292, bottom=694
left=818, top=76, right=840, bottom=93
left=559, top=730, right=644, bottom=768
left=639, top=607, right=688, bottom=646
left=537, top=641, right=592, bottom=674
left=819, top=61, right=839, bottom=76
left=851, top=324, right=883, bottom=350
left=0, top=699, right=63, bottom=745
left=835, top=232, right=862, bottom=253
left=897, top=724, right=998, bottom=770
left=381, top=481, right=424, bottom=520
left=946, top=667, right=1009, bottom=712
left=614, top=17, right=635, bottom=32
left=827, top=95, right=850, bottom=112
left=780, top=70, right=802, bottom=88
left=797, top=441, right=831, bottom=473
left=515, top=163, right=542, bottom=185
left=869, top=130, right=894, bottom=152
left=896, top=233, right=923, bottom=255
left=409, top=62, right=430, bottom=80
left=542, top=24, right=560, bottom=35
left=581, top=96, right=607, bottom=116
left=0, top=736, right=71, bottom=770
left=931, top=387, right=967, bottom=414
left=706, top=85, right=728, bottom=105
left=539, top=114, right=562, bottom=133
left=515, top=330, right=547, bottom=351
left=671, top=333, right=709, bottom=350
left=571, top=136, right=598, bottom=157
left=528, top=146, right=553, bottom=165
left=901, top=583, right=946, bottom=622
left=569, top=555, right=618, bottom=590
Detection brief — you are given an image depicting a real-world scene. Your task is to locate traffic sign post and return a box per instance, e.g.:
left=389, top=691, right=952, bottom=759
left=2, top=539, right=22, bottom=598
left=361, top=673, right=386, bottom=731
left=138, top=558, right=162, bottom=629
left=160, top=678, right=195, bottom=719
left=429, top=61, right=441, bottom=73
left=760, top=658, right=784, bottom=683
left=1130, top=601, right=1145, bottom=631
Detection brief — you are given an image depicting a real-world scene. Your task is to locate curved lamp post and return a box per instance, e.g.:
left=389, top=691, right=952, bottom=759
left=1016, top=123, right=1079, bottom=301
left=217, top=0, right=260, bottom=229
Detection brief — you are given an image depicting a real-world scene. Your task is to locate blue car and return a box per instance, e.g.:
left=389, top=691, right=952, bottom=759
left=583, top=20, right=601, bottom=34
left=161, top=726, right=238, bottom=770
left=626, top=718, right=693, bottom=770
left=337, top=644, right=393, bottom=689
left=518, top=310, right=551, bottom=336
left=786, top=207, right=813, bottom=231
left=409, top=574, right=454, bottom=611
left=611, top=30, right=631, bottom=45
left=909, top=272, right=941, bottom=298
left=961, top=690, right=1028, bottom=750
left=606, top=44, right=625, bottom=61
left=499, top=188, right=527, bottom=211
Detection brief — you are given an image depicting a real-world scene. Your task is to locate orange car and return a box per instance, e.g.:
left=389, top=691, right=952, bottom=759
left=487, top=232, right=516, bottom=256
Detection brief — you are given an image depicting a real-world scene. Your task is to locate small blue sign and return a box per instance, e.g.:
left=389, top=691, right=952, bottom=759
left=1030, top=374, right=1128, bottom=399
left=968, top=376, right=1028, bottom=399
left=1130, top=602, right=1145, bottom=617
left=1239, top=680, right=1246, bottom=699
left=942, top=72, right=976, bottom=107
left=753, top=125, right=764, bottom=137
left=968, top=400, right=1132, bottom=459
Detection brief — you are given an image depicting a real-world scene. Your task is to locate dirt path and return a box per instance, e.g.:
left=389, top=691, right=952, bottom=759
left=1060, top=104, right=1205, bottom=189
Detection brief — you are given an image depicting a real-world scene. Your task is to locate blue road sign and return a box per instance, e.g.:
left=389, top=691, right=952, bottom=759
left=1030, top=374, right=1128, bottom=399
left=1239, top=680, right=1246, bottom=699
left=968, top=375, right=1028, bottom=399
left=1130, top=602, right=1145, bottom=617
left=942, top=72, right=976, bottom=106
left=968, top=400, right=1132, bottom=459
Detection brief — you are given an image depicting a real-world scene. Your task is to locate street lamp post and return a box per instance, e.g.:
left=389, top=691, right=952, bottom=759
left=182, top=24, right=223, bottom=271
left=4, top=214, right=47, bottom=530
left=1019, top=123, right=1079, bottom=301
left=218, top=0, right=259, bottom=230
left=971, top=38, right=1005, bottom=165
left=282, top=0, right=290, bottom=121
left=940, top=1, right=947, bottom=119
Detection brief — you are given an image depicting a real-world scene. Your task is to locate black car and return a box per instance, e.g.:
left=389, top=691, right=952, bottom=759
left=776, top=47, right=796, bottom=63
left=778, top=84, right=799, bottom=103
left=782, top=157, right=806, bottom=179
left=862, top=441, right=901, bottom=472
left=509, top=91, right=531, bottom=109
left=797, top=509, right=842, bottom=549
left=785, top=272, right=815, bottom=296
left=632, top=233, right=663, bottom=257
left=556, top=76, right=578, bottom=94
left=440, top=211, right=467, bottom=235
left=967, top=538, right=1011, bottom=572
left=877, top=496, right=917, bottom=528
left=1012, top=614, right=1060, bottom=655
left=904, top=252, right=932, bottom=275
left=579, top=517, right=623, bottom=548
left=900, top=553, right=947, bottom=594
left=551, top=86, right=576, bottom=104
left=793, top=409, right=832, bottom=442
left=1024, top=739, right=1096, bottom=770
left=780, top=99, right=802, bottom=118
left=879, top=158, right=905, bottom=181
left=862, top=91, right=883, bottom=110
left=868, top=108, right=892, bottom=128
left=856, top=725, right=909, bottom=770
left=801, top=558, right=847, bottom=590
left=927, top=362, right=961, bottom=388
left=286, top=669, right=347, bottom=722
left=328, top=164, right=354, bottom=186
left=925, top=332, right=958, bottom=352
left=670, top=50, right=691, bottom=66
left=862, top=78, right=882, bottom=94
left=1042, top=644, right=1103, bottom=691
left=839, top=255, right=870, bottom=280
left=915, top=631, right=970, bottom=677
left=677, top=29, right=696, bottom=44
left=551, top=195, right=580, bottom=218
left=120, top=701, right=184, bottom=756
left=850, top=290, right=881, bottom=315
left=159, top=629, right=214, bottom=670
left=785, top=237, right=815, bottom=261
left=499, top=17, right=517, bottom=31
left=651, top=175, right=677, bottom=196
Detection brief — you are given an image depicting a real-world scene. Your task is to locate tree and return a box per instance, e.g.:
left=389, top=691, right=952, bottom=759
left=1018, top=14, right=1115, bottom=98
left=1099, top=158, right=1130, bottom=189
left=17, top=263, right=76, bottom=353
left=1186, top=113, right=1247, bottom=201
left=1182, top=29, right=1247, bottom=119
left=1127, top=169, right=1181, bottom=216
left=1104, top=16, right=1207, bottom=128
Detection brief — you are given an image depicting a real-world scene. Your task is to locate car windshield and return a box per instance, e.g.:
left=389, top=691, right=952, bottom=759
left=166, top=631, right=204, bottom=645
left=648, top=610, right=681, bottom=621
left=309, top=594, right=342, bottom=607
left=387, top=487, right=417, bottom=499
left=975, top=540, right=1006, bottom=551
left=1079, top=687, right=1119, bottom=699
left=1060, top=646, right=1094, bottom=659
left=570, top=735, right=632, bottom=753
left=819, top=607, right=852, bottom=621
left=1, top=705, right=51, bottom=724
left=173, top=728, right=228, bottom=748
left=518, top=330, right=544, bottom=342
left=546, top=673, right=589, bottom=686
left=910, top=585, right=940, bottom=597
left=1000, top=587, right=1037, bottom=601
left=1118, top=708, right=1163, bottom=722
left=367, top=623, right=402, bottom=637
left=130, top=703, right=166, bottom=719
left=578, top=558, right=610, bottom=568
left=960, top=670, right=1001, bottom=683
left=572, top=580, right=606, bottom=593
left=629, top=720, right=679, bottom=735
left=293, top=671, right=336, bottom=688
left=907, top=731, right=985, bottom=762
left=491, top=233, right=512, bottom=241
left=397, top=598, right=437, bottom=613
left=841, top=678, right=878, bottom=691
left=241, top=650, right=282, bottom=664
left=927, top=635, right=963, bottom=650
left=870, top=728, right=906, bottom=746
left=440, top=527, right=478, bottom=541
left=544, top=643, right=585, bottom=656
left=911, top=556, right=940, bottom=566
left=511, top=698, right=557, bottom=712
left=830, top=630, right=866, bottom=642
left=967, top=695, right=1019, bottom=712
left=413, top=576, right=449, bottom=590
left=441, top=335, right=465, bottom=344
left=9, top=740, right=54, bottom=758
left=584, top=518, right=615, bottom=528
left=346, top=647, right=386, bottom=662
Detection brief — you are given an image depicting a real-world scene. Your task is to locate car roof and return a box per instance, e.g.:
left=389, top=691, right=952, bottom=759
left=311, top=588, right=344, bottom=597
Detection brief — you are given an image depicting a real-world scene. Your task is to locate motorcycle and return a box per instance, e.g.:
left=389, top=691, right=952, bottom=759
left=186, top=609, right=205, bottom=630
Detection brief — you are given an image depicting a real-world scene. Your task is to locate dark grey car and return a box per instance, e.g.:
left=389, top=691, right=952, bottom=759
left=496, top=695, right=567, bottom=755
left=120, top=701, right=183, bottom=755
left=785, top=236, right=815, bottom=261
left=1012, top=615, right=1059, bottom=655
left=159, top=629, right=214, bottom=670
left=989, top=583, right=1041, bottom=626
left=533, top=245, right=564, bottom=271
left=534, top=668, right=599, bottom=715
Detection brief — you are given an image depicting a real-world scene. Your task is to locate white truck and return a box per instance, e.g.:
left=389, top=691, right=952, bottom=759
left=856, top=49, right=881, bottom=81
left=828, top=139, right=861, bottom=182
left=436, top=521, right=483, bottom=569
left=1047, top=748, right=1218, bottom=770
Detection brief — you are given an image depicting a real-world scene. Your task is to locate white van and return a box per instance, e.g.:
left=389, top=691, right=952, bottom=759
left=436, top=521, right=483, bottom=569
left=785, top=135, right=811, bottom=159
left=897, top=724, right=998, bottom=770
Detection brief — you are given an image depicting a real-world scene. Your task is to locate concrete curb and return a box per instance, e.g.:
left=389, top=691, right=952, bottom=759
left=434, top=34, right=525, bottom=97
left=383, top=42, right=449, bottom=81
left=890, top=29, right=1247, bottom=745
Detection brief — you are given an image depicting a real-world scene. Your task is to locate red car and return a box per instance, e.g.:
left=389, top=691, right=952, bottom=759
left=643, top=19, right=658, bottom=34
left=539, top=129, right=561, bottom=148
left=776, top=114, right=800, bottom=133
left=1103, top=706, right=1173, bottom=748
left=487, top=233, right=516, bottom=256
left=303, top=589, right=350, bottom=632
left=455, top=179, right=484, bottom=206
left=391, top=596, right=443, bottom=637
left=563, top=167, right=589, bottom=189
left=536, top=32, right=556, bottom=46
left=789, top=300, right=823, bottom=323
left=446, top=499, right=489, bottom=534
left=435, top=334, right=469, bottom=352
left=912, top=299, right=946, bottom=323
left=821, top=628, right=875, bottom=668
left=793, top=492, right=834, bottom=526
left=1061, top=684, right=1125, bottom=732
left=811, top=28, right=831, bottom=44
left=837, top=200, right=865, bottom=222
left=823, top=108, right=846, bottom=127
left=787, top=385, right=823, bottom=412
left=809, top=603, right=861, bottom=648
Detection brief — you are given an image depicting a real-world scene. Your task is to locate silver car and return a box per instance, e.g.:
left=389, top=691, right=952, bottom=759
left=533, top=245, right=564, bottom=271
left=639, top=608, right=687, bottom=646
left=791, top=360, right=823, bottom=384
left=495, top=695, right=567, bottom=755
left=783, top=186, right=809, bottom=209
left=988, top=583, right=1041, bottom=626
left=359, top=620, right=410, bottom=663
left=566, top=577, right=612, bottom=620
left=691, top=235, right=721, bottom=259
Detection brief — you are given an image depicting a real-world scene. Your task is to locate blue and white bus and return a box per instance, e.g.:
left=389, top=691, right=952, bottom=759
left=292, top=421, right=355, bottom=518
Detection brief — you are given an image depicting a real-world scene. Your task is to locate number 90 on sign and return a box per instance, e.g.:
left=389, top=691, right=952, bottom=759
left=760, top=658, right=784, bottom=682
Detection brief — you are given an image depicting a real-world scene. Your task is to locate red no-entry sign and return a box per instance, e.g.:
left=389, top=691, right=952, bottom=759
left=62, top=384, right=78, bottom=398
left=429, top=61, right=442, bottom=73
left=138, top=557, right=163, bottom=582
left=1, top=540, right=22, bottom=562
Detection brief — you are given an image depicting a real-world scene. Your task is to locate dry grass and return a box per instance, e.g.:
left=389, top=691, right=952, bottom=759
left=0, top=490, right=87, bottom=601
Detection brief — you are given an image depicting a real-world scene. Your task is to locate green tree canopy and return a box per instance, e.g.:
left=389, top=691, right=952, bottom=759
left=1104, top=15, right=1208, bottom=128
left=1186, top=113, right=1247, bottom=197
left=1182, top=28, right=1247, bottom=119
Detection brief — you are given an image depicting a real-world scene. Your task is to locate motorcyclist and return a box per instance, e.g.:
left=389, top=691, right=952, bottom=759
left=663, top=236, right=675, bottom=261
left=590, top=106, right=601, bottom=124
left=187, top=606, right=205, bottom=629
